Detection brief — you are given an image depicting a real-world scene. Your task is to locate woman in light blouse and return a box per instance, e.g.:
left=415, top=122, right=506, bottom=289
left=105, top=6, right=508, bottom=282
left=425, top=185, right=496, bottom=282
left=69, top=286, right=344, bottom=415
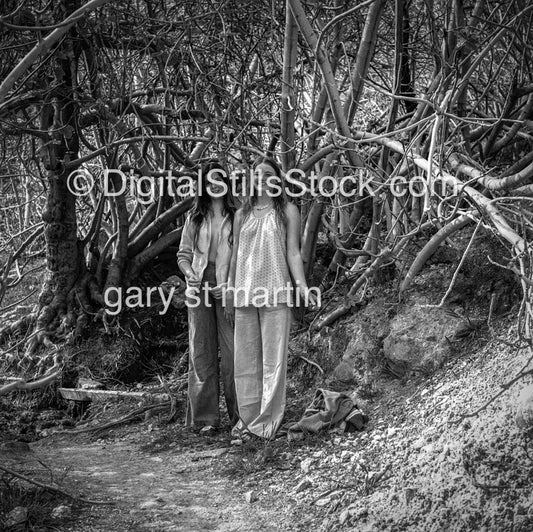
left=227, top=156, right=319, bottom=440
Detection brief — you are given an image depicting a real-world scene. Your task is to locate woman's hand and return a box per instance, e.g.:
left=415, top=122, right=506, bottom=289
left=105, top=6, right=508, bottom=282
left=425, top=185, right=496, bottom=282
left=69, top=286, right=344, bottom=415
left=298, top=285, right=320, bottom=310
left=223, top=289, right=235, bottom=326
left=185, top=271, right=201, bottom=289
left=210, top=282, right=227, bottom=300
left=307, top=287, right=320, bottom=310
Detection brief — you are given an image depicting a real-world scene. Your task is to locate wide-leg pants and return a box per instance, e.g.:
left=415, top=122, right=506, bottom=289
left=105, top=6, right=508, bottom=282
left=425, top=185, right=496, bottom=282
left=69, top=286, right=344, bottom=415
left=234, top=304, right=292, bottom=439
left=185, top=263, right=238, bottom=428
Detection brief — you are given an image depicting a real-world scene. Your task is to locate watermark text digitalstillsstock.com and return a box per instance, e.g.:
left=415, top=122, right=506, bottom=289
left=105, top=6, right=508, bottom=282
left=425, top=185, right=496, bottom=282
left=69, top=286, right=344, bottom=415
left=67, top=167, right=450, bottom=202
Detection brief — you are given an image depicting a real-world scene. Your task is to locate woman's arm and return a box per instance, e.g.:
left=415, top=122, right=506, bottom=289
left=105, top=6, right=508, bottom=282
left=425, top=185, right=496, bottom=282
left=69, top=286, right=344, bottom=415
left=227, top=209, right=243, bottom=290
left=177, top=217, right=201, bottom=287
left=223, top=209, right=243, bottom=316
left=212, top=216, right=232, bottom=298
left=286, top=203, right=319, bottom=307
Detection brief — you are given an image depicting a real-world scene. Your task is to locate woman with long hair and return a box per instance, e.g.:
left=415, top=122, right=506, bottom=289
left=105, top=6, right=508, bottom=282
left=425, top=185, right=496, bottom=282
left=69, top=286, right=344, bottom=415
left=177, top=160, right=238, bottom=433
left=227, top=156, right=319, bottom=440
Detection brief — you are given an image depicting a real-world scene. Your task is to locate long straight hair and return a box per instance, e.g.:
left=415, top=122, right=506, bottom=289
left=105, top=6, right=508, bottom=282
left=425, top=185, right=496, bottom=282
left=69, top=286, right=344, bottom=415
left=243, top=156, right=287, bottom=226
left=190, top=160, right=235, bottom=250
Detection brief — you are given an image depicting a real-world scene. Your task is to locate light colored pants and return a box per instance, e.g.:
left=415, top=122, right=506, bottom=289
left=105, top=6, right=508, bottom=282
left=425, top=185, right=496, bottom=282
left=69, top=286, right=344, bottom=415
left=186, top=264, right=238, bottom=428
left=234, top=304, right=292, bottom=439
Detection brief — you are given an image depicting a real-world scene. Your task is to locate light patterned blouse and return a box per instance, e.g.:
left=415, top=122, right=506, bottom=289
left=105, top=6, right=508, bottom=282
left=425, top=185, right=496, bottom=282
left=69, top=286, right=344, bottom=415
left=234, top=208, right=292, bottom=307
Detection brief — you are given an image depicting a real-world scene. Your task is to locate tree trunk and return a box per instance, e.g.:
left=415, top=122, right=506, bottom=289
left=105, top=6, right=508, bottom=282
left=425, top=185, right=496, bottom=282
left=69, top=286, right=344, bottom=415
left=280, top=3, right=299, bottom=172
left=26, top=0, right=82, bottom=357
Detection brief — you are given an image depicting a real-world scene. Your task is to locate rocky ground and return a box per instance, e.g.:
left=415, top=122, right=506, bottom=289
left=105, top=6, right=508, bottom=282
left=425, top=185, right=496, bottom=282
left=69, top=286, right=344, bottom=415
left=2, top=308, right=533, bottom=531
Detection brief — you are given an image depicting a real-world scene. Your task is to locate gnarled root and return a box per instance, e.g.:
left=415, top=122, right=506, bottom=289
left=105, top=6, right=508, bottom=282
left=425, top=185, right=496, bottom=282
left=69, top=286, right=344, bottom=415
left=0, top=350, right=62, bottom=396
left=0, top=313, right=36, bottom=345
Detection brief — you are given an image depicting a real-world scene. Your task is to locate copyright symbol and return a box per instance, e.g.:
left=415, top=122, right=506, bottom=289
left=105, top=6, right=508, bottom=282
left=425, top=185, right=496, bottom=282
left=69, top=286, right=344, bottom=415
left=67, top=169, right=94, bottom=197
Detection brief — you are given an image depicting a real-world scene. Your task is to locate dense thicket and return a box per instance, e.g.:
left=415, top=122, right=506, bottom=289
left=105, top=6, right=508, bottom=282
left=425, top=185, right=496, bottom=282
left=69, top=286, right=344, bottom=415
left=0, top=0, right=532, bottom=385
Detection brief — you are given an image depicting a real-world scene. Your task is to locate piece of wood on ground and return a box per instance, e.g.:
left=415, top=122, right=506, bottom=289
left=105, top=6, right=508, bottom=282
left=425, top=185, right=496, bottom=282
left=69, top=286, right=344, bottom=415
left=58, top=388, right=171, bottom=403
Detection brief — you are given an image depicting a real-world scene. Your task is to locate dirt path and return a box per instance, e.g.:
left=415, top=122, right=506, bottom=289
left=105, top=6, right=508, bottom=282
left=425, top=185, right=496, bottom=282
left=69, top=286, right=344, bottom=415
left=32, top=435, right=290, bottom=531
left=6, top=318, right=533, bottom=531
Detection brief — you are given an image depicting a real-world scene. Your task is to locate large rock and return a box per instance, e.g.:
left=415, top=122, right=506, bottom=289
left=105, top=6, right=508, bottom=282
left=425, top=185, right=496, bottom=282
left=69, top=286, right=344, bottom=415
left=332, top=322, right=381, bottom=384
left=331, top=297, right=390, bottom=384
left=330, top=294, right=464, bottom=383
left=382, top=296, right=463, bottom=374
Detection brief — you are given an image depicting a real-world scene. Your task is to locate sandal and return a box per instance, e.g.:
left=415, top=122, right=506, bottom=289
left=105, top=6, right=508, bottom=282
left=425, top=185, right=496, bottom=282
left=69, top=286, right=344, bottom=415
left=199, top=425, right=218, bottom=436
left=230, top=430, right=254, bottom=445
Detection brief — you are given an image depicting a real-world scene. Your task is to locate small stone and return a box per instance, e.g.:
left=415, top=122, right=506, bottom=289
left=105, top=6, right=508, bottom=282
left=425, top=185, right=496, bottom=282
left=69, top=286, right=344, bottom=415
left=332, top=360, right=355, bottom=384
left=387, top=428, right=397, bottom=437
left=339, top=509, right=350, bottom=525
left=412, top=437, right=425, bottom=450
left=422, top=443, right=434, bottom=454
left=516, top=385, right=533, bottom=431
left=244, top=490, right=257, bottom=503
left=340, top=450, right=352, bottom=461
left=294, top=477, right=313, bottom=493
left=300, top=458, right=313, bottom=474
left=6, top=506, right=28, bottom=527
left=139, top=500, right=159, bottom=509
left=51, top=505, right=71, bottom=519
left=78, top=377, right=105, bottom=390
left=315, top=497, right=331, bottom=507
